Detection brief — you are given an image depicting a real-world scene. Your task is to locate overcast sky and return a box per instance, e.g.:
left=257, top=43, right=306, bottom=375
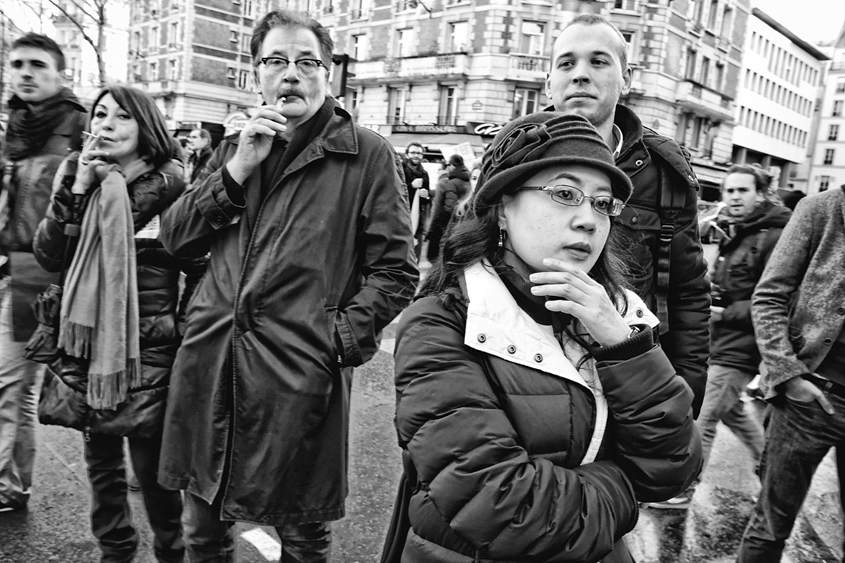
left=755, top=0, right=845, bottom=44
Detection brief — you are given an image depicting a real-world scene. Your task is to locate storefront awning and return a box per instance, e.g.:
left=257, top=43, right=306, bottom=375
left=384, top=132, right=486, bottom=149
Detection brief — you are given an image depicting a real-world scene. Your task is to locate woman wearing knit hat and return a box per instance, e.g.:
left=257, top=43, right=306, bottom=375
left=384, top=113, right=702, bottom=563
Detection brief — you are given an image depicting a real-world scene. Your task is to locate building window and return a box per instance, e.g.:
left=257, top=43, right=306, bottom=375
left=241, top=33, right=251, bottom=53
left=519, top=21, right=545, bottom=56
left=396, top=28, right=413, bottom=58
left=699, top=56, right=710, bottom=87
left=230, top=30, right=239, bottom=43
left=149, top=61, right=158, bottom=81
left=439, top=85, right=458, bottom=125
left=238, top=69, right=249, bottom=89
left=824, top=149, right=835, bottom=165
left=349, top=89, right=359, bottom=110
left=613, top=0, right=639, bottom=9
left=820, top=176, right=830, bottom=191
left=720, top=6, right=732, bottom=36
left=450, top=21, right=468, bottom=52
left=834, top=100, right=843, bottom=117
left=151, top=26, right=159, bottom=48
left=133, top=31, right=141, bottom=54
left=830, top=124, right=840, bottom=141
left=242, top=0, right=254, bottom=15
left=707, top=0, right=719, bottom=29
left=512, top=88, right=539, bottom=119
left=132, top=63, right=141, bottom=82
left=685, top=49, right=697, bottom=80
left=837, top=80, right=845, bottom=94
left=168, top=59, right=178, bottom=80
left=169, top=22, right=179, bottom=48
left=714, top=63, right=725, bottom=91
left=692, top=0, right=704, bottom=23
left=388, top=87, right=405, bottom=124
left=352, top=34, right=368, bottom=60
left=226, top=67, right=235, bottom=80
left=620, top=31, right=635, bottom=65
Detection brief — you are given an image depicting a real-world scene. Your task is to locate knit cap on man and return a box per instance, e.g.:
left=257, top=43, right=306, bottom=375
left=474, top=112, right=633, bottom=209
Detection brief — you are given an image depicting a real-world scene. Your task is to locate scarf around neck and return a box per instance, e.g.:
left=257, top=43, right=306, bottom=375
left=5, top=87, right=84, bottom=161
left=58, top=162, right=141, bottom=410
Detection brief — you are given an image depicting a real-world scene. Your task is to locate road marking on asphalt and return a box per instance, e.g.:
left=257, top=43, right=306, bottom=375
left=241, top=528, right=281, bottom=561
left=380, top=338, right=395, bottom=354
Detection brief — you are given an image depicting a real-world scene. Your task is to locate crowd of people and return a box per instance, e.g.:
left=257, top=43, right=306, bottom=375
left=0, top=7, right=842, bottom=563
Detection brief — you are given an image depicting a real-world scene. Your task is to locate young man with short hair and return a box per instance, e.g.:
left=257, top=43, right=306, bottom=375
left=0, top=33, right=87, bottom=513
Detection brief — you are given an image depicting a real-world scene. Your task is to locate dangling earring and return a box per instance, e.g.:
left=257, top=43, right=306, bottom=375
left=499, top=228, right=508, bottom=248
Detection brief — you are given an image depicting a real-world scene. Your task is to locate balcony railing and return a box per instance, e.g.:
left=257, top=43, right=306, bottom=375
left=350, top=8, right=369, bottom=19
left=676, top=79, right=733, bottom=120
left=510, top=55, right=549, bottom=73
left=611, top=0, right=639, bottom=10
left=436, top=115, right=459, bottom=126
left=352, top=54, right=469, bottom=80
left=395, top=0, right=415, bottom=10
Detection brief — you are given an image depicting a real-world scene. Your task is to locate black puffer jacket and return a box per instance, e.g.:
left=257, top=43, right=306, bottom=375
left=612, top=105, right=710, bottom=417
left=33, top=158, right=207, bottom=437
left=395, top=262, right=701, bottom=563
left=709, top=200, right=791, bottom=374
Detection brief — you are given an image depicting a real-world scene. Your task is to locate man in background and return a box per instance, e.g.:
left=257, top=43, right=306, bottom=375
left=402, top=141, right=429, bottom=260
left=0, top=33, right=87, bottom=513
left=186, top=128, right=214, bottom=184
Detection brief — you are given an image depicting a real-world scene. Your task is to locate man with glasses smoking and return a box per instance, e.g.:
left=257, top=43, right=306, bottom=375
left=157, top=9, right=417, bottom=562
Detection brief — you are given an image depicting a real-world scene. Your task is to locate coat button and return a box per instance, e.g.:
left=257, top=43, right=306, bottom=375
left=534, top=353, right=543, bottom=362
left=635, top=159, right=643, bottom=166
left=477, top=334, right=486, bottom=343
left=636, top=309, right=644, bottom=318
left=838, top=308, right=845, bottom=315
left=507, top=344, right=516, bottom=354
left=825, top=338, right=833, bottom=345
left=631, top=216, right=638, bottom=224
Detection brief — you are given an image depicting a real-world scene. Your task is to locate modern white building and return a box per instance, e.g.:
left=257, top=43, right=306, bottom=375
left=809, top=21, right=845, bottom=194
left=731, top=8, right=826, bottom=190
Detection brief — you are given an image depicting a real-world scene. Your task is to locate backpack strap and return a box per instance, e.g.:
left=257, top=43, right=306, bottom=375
left=655, top=164, right=683, bottom=329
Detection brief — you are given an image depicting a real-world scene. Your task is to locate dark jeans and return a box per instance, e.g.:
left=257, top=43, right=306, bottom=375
left=183, top=492, right=331, bottom=563
left=84, top=432, right=184, bottom=563
left=736, top=385, right=845, bottom=562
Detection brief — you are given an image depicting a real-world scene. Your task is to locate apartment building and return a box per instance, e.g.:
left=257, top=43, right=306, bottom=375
left=127, top=0, right=265, bottom=141
left=809, top=22, right=845, bottom=194
left=731, top=8, right=826, bottom=191
left=272, top=0, right=749, bottom=192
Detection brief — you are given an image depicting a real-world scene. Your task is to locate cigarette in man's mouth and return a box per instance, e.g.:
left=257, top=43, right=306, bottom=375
left=276, top=95, right=286, bottom=106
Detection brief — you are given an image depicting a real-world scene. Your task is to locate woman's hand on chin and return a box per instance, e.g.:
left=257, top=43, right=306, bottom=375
left=529, top=258, right=631, bottom=347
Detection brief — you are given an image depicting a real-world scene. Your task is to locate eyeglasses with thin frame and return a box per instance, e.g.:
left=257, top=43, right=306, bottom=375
left=259, top=57, right=326, bottom=76
left=519, top=185, right=625, bottom=217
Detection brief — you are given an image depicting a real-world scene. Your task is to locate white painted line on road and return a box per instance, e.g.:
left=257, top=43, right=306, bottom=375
left=241, top=528, right=281, bottom=561
left=379, top=338, right=395, bottom=354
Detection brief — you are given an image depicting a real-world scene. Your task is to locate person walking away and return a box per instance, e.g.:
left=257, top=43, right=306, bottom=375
left=425, top=154, right=469, bottom=262
left=156, top=9, right=417, bottom=562
left=736, top=185, right=845, bottom=561
left=545, top=14, right=710, bottom=418
left=663, top=165, right=789, bottom=511
left=0, top=33, right=86, bottom=513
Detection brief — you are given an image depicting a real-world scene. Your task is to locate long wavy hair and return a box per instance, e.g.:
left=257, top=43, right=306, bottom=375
left=420, top=184, right=632, bottom=349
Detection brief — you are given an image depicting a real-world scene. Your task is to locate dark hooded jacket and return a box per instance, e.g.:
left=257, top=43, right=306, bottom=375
left=157, top=104, right=418, bottom=525
left=709, top=199, right=791, bottom=374
left=189, top=144, right=214, bottom=184
left=33, top=158, right=207, bottom=436
left=425, top=164, right=470, bottom=259
left=612, top=105, right=710, bottom=417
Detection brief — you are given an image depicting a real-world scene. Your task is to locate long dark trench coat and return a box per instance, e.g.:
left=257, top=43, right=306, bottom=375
left=157, top=104, right=418, bottom=525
